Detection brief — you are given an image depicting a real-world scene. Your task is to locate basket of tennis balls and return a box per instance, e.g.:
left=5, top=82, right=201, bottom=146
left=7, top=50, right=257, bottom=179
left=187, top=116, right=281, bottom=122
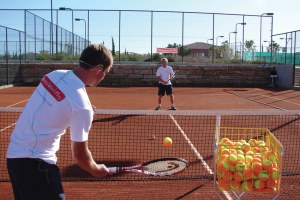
left=215, top=127, right=283, bottom=194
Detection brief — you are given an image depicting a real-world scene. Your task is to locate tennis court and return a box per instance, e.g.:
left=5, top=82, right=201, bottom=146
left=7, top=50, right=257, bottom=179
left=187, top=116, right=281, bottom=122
left=1, top=86, right=300, bottom=199
left=2, top=86, right=300, bottom=110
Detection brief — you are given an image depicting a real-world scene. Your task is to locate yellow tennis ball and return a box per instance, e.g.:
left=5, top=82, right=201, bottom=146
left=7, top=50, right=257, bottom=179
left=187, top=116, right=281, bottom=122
left=163, top=137, right=173, bottom=147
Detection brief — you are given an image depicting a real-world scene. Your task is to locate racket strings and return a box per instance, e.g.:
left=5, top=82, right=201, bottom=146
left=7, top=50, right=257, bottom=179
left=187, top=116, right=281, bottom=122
left=144, top=160, right=187, bottom=175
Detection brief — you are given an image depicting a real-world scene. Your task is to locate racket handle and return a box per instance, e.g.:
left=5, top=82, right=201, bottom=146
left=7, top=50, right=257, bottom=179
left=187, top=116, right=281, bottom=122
left=107, top=165, right=142, bottom=174
left=107, top=167, right=119, bottom=174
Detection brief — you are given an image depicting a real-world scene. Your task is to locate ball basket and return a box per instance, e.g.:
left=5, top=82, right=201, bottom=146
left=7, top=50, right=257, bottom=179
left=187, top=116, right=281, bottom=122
left=214, top=127, right=283, bottom=199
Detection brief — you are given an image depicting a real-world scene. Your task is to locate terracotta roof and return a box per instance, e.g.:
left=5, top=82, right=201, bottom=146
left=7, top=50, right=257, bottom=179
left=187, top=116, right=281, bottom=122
left=185, top=42, right=212, bottom=50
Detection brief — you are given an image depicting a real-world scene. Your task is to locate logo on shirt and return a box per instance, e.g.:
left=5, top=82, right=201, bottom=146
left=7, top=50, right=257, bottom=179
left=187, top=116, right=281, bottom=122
left=41, top=75, right=65, bottom=101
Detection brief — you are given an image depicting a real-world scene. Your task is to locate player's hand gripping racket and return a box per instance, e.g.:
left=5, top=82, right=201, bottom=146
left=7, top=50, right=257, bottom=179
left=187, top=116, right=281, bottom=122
left=108, top=157, right=188, bottom=176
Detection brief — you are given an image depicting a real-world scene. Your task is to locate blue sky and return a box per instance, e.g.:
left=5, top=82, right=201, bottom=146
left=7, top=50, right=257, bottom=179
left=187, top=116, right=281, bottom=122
left=1, top=0, right=299, bottom=33
left=1, top=0, right=299, bottom=54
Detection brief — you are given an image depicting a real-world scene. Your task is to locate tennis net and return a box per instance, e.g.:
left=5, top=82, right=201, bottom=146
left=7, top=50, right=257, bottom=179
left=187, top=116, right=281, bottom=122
left=0, top=107, right=300, bottom=182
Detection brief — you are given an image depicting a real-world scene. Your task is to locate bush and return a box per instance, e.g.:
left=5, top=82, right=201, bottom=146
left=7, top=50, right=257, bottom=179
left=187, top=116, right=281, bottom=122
left=152, top=53, right=161, bottom=62
left=36, top=53, right=80, bottom=61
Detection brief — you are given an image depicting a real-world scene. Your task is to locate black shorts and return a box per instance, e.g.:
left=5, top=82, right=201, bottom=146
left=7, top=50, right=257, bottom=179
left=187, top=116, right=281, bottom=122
left=7, top=158, right=65, bottom=200
left=158, top=83, right=173, bottom=96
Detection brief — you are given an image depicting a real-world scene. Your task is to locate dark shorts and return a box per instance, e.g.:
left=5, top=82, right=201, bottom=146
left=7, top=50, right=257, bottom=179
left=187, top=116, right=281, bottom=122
left=158, top=83, right=173, bottom=96
left=7, top=158, right=65, bottom=200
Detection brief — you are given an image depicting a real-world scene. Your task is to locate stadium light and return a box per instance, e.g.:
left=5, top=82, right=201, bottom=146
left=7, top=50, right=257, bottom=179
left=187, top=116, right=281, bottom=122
left=207, top=38, right=213, bottom=44
left=263, top=40, right=272, bottom=52
left=59, top=7, right=74, bottom=55
left=228, top=31, right=237, bottom=59
left=216, top=35, right=224, bottom=46
left=75, top=18, right=87, bottom=47
left=50, top=0, right=53, bottom=54
left=235, top=23, right=246, bottom=59
left=260, top=13, right=274, bottom=61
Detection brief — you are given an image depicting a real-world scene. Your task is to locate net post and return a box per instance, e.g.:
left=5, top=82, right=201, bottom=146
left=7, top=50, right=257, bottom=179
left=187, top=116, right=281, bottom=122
left=214, top=113, right=225, bottom=199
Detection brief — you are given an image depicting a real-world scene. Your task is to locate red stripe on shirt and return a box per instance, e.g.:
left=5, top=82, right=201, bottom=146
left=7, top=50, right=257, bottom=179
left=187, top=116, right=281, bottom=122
left=41, top=75, right=65, bottom=101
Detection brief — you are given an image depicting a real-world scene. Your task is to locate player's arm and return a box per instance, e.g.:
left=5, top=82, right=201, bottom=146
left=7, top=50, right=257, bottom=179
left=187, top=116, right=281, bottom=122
left=71, top=140, right=110, bottom=178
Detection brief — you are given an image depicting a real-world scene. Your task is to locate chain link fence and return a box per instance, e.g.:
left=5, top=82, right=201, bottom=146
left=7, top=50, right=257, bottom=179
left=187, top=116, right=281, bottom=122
left=1, top=9, right=300, bottom=86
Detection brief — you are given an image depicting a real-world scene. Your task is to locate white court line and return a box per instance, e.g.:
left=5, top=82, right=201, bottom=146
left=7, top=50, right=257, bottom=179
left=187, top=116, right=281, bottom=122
left=0, top=85, right=14, bottom=90
left=1, top=100, right=24, bottom=141
left=1, top=100, right=23, bottom=133
left=169, top=114, right=232, bottom=200
left=257, top=94, right=300, bottom=106
left=169, top=114, right=213, bottom=174
left=233, top=93, right=287, bottom=111
left=237, top=93, right=300, bottom=106
left=7, top=99, right=29, bottom=107
left=0, top=123, right=16, bottom=132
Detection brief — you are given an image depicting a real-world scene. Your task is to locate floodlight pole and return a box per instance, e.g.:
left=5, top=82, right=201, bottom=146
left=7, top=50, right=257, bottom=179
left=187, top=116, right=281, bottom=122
left=216, top=35, right=224, bottom=46
left=212, top=13, right=215, bottom=63
left=263, top=40, right=270, bottom=53
left=215, top=35, right=224, bottom=60
left=229, top=31, right=237, bottom=59
left=59, top=7, right=74, bottom=55
left=207, top=38, right=213, bottom=44
left=260, top=13, right=274, bottom=62
left=75, top=18, right=87, bottom=48
left=150, top=11, right=153, bottom=60
left=181, top=12, right=185, bottom=62
left=279, top=37, right=287, bottom=64
left=50, top=0, right=53, bottom=55
left=234, top=22, right=246, bottom=59
left=270, top=15, right=274, bottom=63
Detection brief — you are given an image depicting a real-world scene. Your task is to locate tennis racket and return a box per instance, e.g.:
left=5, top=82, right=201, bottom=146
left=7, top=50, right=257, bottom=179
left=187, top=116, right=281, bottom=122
left=108, top=157, right=188, bottom=176
left=169, top=70, right=178, bottom=81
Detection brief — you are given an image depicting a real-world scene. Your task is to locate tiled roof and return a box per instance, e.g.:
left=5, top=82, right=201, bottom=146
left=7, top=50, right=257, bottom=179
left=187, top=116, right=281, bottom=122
left=185, top=42, right=212, bottom=50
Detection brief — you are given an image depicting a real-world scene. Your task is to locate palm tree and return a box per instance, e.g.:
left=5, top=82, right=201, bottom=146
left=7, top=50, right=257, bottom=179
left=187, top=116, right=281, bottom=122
left=271, top=42, right=280, bottom=53
left=245, top=40, right=255, bottom=52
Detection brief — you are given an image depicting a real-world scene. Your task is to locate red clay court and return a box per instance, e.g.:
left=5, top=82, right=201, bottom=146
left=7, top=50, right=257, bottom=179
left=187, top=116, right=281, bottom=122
left=1, top=86, right=300, bottom=110
left=0, top=86, right=300, bottom=200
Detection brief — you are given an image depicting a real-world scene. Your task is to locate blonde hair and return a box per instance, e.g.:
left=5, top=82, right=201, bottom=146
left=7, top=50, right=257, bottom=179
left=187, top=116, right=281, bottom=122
left=161, top=57, right=168, bottom=63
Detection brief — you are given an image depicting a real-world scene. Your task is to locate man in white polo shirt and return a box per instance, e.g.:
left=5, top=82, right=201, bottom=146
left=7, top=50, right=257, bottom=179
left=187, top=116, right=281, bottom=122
left=6, top=44, right=113, bottom=200
left=155, top=57, right=176, bottom=110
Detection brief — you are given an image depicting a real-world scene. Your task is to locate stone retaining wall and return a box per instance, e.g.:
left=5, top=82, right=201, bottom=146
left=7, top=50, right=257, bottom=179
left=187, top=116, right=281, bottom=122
left=1, top=63, right=273, bottom=87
